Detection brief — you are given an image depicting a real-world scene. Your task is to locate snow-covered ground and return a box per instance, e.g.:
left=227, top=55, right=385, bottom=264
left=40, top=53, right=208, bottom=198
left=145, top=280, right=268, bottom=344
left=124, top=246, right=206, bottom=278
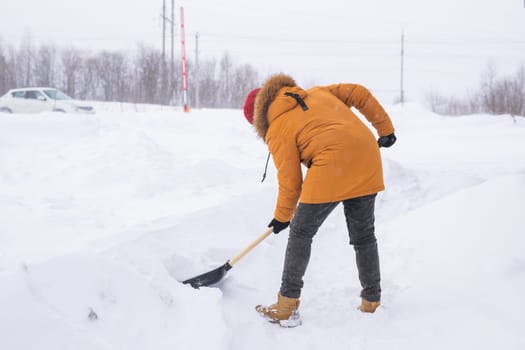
left=1, top=103, right=524, bottom=349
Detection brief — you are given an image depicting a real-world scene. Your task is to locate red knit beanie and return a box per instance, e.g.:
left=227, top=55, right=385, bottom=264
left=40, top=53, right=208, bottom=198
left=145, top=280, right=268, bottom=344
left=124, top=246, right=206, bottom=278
left=243, top=88, right=261, bottom=124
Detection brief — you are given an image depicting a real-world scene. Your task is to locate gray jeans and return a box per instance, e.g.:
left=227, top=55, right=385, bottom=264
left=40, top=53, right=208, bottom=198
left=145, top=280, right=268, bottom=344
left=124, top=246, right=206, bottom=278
left=280, top=194, right=381, bottom=302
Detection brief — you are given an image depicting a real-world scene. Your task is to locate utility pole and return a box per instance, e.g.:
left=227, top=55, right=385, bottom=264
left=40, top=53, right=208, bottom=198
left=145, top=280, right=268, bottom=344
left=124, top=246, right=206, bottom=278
left=170, top=0, right=175, bottom=103
left=195, top=32, right=200, bottom=109
left=160, top=0, right=168, bottom=104
left=400, top=28, right=405, bottom=106
left=162, top=0, right=166, bottom=63
left=161, top=0, right=175, bottom=104
left=180, top=6, right=190, bottom=112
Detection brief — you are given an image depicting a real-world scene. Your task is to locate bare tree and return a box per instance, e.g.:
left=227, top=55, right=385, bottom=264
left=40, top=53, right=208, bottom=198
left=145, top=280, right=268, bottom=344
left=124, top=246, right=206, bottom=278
left=190, top=56, right=219, bottom=108
left=169, top=59, right=182, bottom=105
left=135, top=45, right=162, bottom=104
left=60, top=48, right=83, bottom=97
left=94, top=51, right=130, bottom=102
left=34, top=45, right=57, bottom=87
left=231, top=63, right=260, bottom=108
left=217, top=53, right=234, bottom=108
left=509, top=64, right=525, bottom=116
left=77, top=55, right=99, bottom=100
left=429, top=62, right=525, bottom=117
left=425, top=89, right=447, bottom=114
left=480, top=63, right=498, bottom=114
left=186, top=54, right=259, bottom=108
left=18, top=33, right=35, bottom=87
left=5, top=45, right=18, bottom=90
left=0, top=39, right=9, bottom=94
left=0, top=40, right=261, bottom=108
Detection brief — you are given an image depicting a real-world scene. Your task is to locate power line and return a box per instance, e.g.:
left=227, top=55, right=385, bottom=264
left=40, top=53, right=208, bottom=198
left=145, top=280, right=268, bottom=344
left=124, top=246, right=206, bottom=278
left=4, top=31, right=525, bottom=47
left=192, top=31, right=525, bottom=45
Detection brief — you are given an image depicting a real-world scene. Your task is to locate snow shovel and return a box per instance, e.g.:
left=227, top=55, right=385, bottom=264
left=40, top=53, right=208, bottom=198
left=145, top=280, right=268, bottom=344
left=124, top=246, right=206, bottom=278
left=182, top=227, right=274, bottom=288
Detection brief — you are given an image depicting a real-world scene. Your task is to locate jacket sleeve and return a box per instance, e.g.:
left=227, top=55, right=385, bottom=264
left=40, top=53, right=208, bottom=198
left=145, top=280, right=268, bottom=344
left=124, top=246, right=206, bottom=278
left=324, top=83, right=395, bottom=136
left=266, top=131, right=303, bottom=222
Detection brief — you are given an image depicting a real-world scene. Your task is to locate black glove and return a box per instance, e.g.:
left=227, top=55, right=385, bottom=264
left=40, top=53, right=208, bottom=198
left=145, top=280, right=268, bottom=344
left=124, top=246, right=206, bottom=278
left=268, top=218, right=290, bottom=234
left=378, top=133, right=397, bottom=148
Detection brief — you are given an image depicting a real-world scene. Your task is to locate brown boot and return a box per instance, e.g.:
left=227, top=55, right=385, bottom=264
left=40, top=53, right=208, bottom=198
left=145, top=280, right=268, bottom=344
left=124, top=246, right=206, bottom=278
left=255, top=293, right=302, bottom=327
left=359, top=298, right=381, bottom=313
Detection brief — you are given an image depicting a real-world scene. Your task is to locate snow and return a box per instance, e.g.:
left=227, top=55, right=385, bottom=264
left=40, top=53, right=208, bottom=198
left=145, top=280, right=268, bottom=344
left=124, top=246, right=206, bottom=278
left=1, top=104, right=524, bottom=349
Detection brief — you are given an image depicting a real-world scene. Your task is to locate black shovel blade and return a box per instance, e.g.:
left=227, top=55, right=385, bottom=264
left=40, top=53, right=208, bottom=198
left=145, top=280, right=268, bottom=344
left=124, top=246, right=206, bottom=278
left=182, top=261, right=233, bottom=288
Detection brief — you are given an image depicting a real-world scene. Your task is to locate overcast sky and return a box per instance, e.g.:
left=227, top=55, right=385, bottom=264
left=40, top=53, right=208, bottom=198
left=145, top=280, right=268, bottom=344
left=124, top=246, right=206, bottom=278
left=1, top=0, right=524, bottom=103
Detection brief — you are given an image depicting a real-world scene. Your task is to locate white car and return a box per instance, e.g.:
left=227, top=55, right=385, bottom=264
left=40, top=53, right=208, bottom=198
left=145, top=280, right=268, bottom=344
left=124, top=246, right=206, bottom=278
left=0, top=87, right=95, bottom=114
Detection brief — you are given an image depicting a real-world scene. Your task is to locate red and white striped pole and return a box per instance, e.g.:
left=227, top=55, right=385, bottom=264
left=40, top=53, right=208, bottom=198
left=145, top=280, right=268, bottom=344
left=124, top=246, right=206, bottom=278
left=180, top=6, right=190, bottom=112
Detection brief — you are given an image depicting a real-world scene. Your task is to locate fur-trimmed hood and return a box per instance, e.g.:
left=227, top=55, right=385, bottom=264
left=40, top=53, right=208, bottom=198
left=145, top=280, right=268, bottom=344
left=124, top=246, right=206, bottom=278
left=252, top=74, right=300, bottom=140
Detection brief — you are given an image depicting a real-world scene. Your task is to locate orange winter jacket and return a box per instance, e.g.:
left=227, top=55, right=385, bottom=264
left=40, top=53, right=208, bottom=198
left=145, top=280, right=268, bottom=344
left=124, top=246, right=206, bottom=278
left=252, top=74, right=395, bottom=222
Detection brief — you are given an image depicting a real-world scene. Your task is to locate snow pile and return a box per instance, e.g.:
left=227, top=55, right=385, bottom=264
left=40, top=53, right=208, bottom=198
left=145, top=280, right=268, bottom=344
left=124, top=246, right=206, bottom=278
left=0, top=104, right=524, bottom=349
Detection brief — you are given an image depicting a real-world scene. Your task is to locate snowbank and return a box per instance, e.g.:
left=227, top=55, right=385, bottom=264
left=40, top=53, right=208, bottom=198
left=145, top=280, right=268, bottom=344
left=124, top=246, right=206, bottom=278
left=0, top=105, right=524, bottom=349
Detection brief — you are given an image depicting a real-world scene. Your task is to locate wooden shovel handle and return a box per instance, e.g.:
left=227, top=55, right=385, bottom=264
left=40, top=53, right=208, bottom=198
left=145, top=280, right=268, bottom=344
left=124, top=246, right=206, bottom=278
left=228, top=227, right=274, bottom=267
